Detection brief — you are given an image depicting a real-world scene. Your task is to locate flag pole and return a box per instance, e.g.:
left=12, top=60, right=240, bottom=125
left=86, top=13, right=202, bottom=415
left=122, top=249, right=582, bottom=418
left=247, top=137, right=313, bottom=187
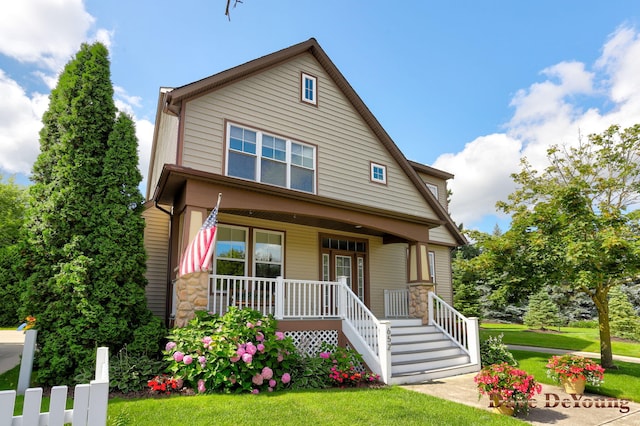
left=214, top=192, right=222, bottom=211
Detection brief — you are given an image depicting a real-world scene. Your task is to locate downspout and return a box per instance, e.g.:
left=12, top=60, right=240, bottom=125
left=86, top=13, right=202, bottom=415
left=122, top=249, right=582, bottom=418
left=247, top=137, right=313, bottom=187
left=155, top=200, right=174, bottom=328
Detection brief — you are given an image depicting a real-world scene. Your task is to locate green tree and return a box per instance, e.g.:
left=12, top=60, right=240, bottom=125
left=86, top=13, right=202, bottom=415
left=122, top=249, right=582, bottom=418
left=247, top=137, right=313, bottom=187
left=609, top=285, right=640, bottom=341
left=22, top=42, right=164, bottom=385
left=523, top=288, right=560, bottom=330
left=0, top=175, right=28, bottom=325
left=497, top=124, right=640, bottom=368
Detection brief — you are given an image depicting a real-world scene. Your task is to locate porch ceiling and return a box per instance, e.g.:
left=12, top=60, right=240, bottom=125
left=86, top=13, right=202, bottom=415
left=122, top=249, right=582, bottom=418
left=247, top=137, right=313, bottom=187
left=154, top=164, right=441, bottom=242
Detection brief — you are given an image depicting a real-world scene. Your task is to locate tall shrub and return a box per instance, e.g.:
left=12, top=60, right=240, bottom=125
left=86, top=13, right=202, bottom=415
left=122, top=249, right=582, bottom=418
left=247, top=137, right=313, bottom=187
left=22, top=42, right=163, bottom=385
left=523, top=289, right=560, bottom=330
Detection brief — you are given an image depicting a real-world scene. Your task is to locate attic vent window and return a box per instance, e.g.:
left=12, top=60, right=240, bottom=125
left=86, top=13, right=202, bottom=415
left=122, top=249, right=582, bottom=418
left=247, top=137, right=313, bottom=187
left=370, top=162, right=387, bottom=185
left=426, top=183, right=438, bottom=198
left=301, top=72, right=317, bottom=105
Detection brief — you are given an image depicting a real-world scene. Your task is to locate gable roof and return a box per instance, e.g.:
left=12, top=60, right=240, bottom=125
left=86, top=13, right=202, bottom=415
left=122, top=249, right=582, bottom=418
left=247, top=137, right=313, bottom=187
left=157, top=38, right=465, bottom=245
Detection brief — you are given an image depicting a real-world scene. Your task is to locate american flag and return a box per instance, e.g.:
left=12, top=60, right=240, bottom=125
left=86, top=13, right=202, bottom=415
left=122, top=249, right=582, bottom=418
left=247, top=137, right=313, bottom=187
left=179, top=206, right=219, bottom=276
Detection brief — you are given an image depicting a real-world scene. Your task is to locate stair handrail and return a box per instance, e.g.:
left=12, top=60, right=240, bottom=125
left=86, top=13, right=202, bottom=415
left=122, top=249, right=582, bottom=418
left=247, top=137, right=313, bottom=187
left=428, top=292, right=480, bottom=366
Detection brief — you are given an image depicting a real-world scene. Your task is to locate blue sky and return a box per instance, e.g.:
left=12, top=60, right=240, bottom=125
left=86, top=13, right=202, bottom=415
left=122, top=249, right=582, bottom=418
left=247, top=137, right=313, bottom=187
left=1, top=1, right=640, bottom=233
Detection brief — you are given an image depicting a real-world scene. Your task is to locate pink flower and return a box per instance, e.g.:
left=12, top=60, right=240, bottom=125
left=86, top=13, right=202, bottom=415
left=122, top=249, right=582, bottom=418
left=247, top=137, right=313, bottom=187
left=197, top=379, right=206, bottom=393
left=165, top=341, right=176, bottom=351
left=257, top=343, right=265, bottom=352
left=319, top=352, right=331, bottom=359
left=183, top=355, right=193, bottom=365
left=268, top=387, right=273, bottom=392
left=230, top=355, right=240, bottom=363
left=261, top=367, right=273, bottom=380
left=281, top=373, right=291, bottom=384
left=251, top=389, right=259, bottom=394
left=242, top=353, right=253, bottom=364
left=198, top=356, right=206, bottom=366
left=247, top=322, right=254, bottom=329
left=252, top=374, right=264, bottom=385
left=245, top=342, right=257, bottom=355
left=256, top=332, right=265, bottom=342
left=256, top=320, right=262, bottom=326
left=275, top=331, right=285, bottom=340
left=173, top=351, right=184, bottom=362
left=269, top=379, right=276, bottom=388
left=236, top=346, right=246, bottom=356
left=277, top=353, right=284, bottom=362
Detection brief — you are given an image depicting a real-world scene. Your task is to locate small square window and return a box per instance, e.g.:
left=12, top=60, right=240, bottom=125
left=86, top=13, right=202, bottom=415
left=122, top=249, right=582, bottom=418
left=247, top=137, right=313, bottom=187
left=370, top=162, right=387, bottom=184
left=426, top=183, right=439, bottom=198
left=301, top=73, right=317, bottom=105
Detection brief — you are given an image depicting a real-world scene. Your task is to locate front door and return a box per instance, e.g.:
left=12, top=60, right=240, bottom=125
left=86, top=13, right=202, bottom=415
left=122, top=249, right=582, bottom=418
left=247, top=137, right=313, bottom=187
left=321, top=236, right=367, bottom=303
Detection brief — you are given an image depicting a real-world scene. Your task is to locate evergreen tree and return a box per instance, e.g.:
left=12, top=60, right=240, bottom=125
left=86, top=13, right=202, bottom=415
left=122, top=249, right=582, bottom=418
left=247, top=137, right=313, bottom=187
left=609, top=286, right=640, bottom=341
left=523, top=289, right=560, bottom=330
left=22, top=42, right=163, bottom=385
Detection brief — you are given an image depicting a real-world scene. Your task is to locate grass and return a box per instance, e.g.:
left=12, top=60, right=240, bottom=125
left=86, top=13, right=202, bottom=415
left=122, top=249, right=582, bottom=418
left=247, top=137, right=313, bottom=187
left=106, top=387, right=527, bottom=426
left=512, top=350, right=640, bottom=402
left=480, top=322, right=640, bottom=357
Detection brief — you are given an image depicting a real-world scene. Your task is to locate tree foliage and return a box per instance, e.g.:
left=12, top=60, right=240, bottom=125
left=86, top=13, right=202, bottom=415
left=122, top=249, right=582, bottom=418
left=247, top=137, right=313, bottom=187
left=523, top=288, right=560, bottom=330
left=496, top=124, right=640, bottom=367
left=608, top=285, right=640, bottom=341
left=22, top=42, right=164, bottom=385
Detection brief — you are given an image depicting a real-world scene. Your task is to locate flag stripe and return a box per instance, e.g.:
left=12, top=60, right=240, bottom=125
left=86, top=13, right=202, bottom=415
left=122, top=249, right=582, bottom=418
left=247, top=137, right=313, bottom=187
left=179, top=207, right=218, bottom=276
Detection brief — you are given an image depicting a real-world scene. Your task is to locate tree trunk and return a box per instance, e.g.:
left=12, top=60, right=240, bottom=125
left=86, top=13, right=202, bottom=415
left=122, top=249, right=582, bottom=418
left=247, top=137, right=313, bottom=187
left=592, top=286, right=615, bottom=368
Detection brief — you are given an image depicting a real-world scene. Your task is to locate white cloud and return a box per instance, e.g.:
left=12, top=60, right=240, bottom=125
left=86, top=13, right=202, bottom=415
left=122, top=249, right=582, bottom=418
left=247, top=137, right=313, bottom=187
left=136, top=119, right=154, bottom=194
left=0, top=71, right=47, bottom=175
left=0, top=0, right=95, bottom=71
left=436, top=25, right=640, bottom=231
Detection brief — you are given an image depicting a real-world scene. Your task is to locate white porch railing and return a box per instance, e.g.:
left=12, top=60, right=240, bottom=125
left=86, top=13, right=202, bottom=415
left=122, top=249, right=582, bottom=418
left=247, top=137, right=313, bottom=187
left=428, top=292, right=480, bottom=365
left=0, top=347, right=109, bottom=426
left=383, top=288, right=410, bottom=318
left=208, top=275, right=391, bottom=384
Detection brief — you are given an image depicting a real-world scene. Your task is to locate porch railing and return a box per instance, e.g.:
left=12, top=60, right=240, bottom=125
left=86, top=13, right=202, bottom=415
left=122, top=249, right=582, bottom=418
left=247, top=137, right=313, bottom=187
left=428, top=292, right=480, bottom=365
left=208, top=275, right=391, bottom=383
left=383, top=288, right=410, bottom=318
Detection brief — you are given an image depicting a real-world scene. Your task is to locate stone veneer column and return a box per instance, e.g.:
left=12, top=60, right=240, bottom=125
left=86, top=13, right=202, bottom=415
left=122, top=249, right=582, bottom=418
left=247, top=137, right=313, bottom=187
left=174, top=271, right=209, bottom=327
left=408, top=283, right=435, bottom=325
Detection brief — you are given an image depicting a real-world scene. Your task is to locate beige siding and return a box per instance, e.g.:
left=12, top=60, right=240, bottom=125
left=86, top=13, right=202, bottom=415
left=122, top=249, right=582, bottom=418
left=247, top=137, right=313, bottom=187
left=181, top=53, right=437, bottom=220
left=431, top=244, right=453, bottom=305
left=429, top=225, right=458, bottom=246
left=368, top=240, right=407, bottom=318
left=416, top=171, right=449, bottom=211
left=143, top=205, right=171, bottom=318
left=149, top=111, right=179, bottom=200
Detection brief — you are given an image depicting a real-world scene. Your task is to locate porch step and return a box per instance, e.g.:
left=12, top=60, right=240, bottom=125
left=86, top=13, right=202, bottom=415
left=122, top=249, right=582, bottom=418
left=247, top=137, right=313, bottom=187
left=389, top=320, right=478, bottom=384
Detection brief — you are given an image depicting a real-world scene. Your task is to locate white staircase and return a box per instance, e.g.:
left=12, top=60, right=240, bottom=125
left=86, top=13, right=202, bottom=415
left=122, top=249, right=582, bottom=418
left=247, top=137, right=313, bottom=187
left=390, top=318, right=479, bottom=384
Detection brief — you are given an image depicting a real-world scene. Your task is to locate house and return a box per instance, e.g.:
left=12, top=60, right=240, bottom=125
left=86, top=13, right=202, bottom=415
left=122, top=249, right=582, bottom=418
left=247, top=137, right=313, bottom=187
left=142, top=38, right=479, bottom=384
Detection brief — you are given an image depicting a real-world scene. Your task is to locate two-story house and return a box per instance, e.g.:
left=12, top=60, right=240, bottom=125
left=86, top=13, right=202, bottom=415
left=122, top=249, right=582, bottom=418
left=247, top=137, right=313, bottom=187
left=142, top=38, right=479, bottom=384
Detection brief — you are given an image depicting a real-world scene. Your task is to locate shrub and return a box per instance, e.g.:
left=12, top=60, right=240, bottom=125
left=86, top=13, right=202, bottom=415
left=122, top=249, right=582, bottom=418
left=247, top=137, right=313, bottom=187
left=163, top=308, right=298, bottom=394
left=317, top=343, right=380, bottom=387
left=609, top=286, right=640, bottom=341
left=523, top=290, right=560, bottom=330
left=568, top=319, right=598, bottom=328
left=479, top=333, right=517, bottom=367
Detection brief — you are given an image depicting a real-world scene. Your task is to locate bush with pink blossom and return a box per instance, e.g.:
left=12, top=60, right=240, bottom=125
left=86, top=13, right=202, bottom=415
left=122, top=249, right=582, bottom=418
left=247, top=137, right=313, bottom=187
left=162, top=308, right=298, bottom=394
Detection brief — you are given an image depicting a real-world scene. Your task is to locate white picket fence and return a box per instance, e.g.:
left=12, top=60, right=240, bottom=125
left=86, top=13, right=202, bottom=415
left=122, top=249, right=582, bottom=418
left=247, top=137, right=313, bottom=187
left=0, top=347, right=109, bottom=426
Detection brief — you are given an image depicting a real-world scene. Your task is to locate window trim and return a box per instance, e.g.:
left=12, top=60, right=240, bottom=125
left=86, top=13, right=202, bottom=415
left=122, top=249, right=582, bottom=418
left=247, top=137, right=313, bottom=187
left=428, top=251, right=436, bottom=283
left=213, top=224, right=248, bottom=276
left=301, top=72, right=318, bottom=105
left=370, top=162, right=387, bottom=185
left=224, top=121, right=317, bottom=194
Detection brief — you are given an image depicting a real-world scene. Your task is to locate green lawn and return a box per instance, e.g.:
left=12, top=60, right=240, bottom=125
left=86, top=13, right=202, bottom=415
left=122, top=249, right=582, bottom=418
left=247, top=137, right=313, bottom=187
left=480, top=323, right=640, bottom=357
left=106, top=387, right=527, bottom=426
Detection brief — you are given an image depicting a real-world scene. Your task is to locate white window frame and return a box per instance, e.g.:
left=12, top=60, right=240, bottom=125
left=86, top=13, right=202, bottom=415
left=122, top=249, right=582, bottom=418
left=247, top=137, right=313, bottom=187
left=428, top=251, right=436, bottom=283
left=370, top=162, right=387, bottom=184
left=301, top=72, right=317, bottom=105
left=226, top=122, right=316, bottom=193
left=426, top=183, right=439, bottom=199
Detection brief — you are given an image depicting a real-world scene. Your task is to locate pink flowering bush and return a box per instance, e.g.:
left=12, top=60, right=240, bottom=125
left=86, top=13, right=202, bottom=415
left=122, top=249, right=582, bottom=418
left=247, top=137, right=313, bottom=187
left=474, top=362, right=542, bottom=416
left=546, top=354, right=605, bottom=386
left=162, top=308, right=298, bottom=394
left=318, top=343, right=380, bottom=387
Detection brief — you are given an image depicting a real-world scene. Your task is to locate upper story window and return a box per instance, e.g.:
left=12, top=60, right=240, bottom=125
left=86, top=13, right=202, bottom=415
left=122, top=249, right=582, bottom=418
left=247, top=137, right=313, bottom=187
left=370, top=162, right=387, bottom=184
left=426, top=183, right=439, bottom=199
left=226, top=123, right=316, bottom=193
left=301, top=72, right=317, bottom=105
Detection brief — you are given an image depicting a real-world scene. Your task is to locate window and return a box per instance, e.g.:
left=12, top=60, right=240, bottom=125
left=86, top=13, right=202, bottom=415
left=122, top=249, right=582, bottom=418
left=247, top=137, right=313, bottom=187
left=426, top=183, right=439, bottom=199
left=226, top=123, right=316, bottom=193
left=214, top=226, right=247, bottom=276
left=370, top=162, right=387, bottom=184
left=301, top=72, right=317, bottom=105
left=428, top=251, right=436, bottom=282
left=254, top=230, right=284, bottom=278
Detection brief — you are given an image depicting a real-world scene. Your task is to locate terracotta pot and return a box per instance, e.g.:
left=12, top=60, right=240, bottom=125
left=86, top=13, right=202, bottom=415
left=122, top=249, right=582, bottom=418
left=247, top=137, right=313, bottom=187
left=490, top=394, right=515, bottom=416
left=561, top=377, right=586, bottom=395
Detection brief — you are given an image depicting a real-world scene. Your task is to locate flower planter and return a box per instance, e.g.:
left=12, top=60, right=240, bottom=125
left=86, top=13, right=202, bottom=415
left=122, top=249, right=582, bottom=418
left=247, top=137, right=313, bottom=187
left=561, top=377, right=586, bottom=395
left=490, top=394, right=514, bottom=416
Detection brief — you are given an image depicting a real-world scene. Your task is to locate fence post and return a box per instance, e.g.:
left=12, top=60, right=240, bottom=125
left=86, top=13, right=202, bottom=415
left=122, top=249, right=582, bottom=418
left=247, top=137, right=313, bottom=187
left=275, top=276, right=284, bottom=319
left=466, top=317, right=481, bottom=366
left=18, top=329, right=37, bottom=395
left=377, top=320, right=392, bottom=384
left=427, top=292, right=435, bottom=325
